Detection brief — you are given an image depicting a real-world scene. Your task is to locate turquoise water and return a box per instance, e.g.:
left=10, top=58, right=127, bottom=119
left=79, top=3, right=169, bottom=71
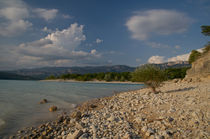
left=0, top=80, right=143, bottom=137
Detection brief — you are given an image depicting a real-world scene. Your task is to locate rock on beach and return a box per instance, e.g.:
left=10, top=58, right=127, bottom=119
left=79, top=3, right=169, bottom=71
left=39, top=99, right=48, bottom=104
left=49, top=106, right=57, bottom=112
left=11, top=78, right=210, bottom=139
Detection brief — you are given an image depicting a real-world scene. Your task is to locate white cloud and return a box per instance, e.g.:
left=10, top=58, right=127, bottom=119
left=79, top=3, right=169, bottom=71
left=167, top=53, right=189, bottom=62
left=95, top=38, right=103, bottom=44
left=148, top=54, right=189, bottom=64
left=126, top=9, right=192, bottom=40
left=33, top=8, right=58, bottom=21
left=0, top=19, right=32, bottom=36
left=91, top=49, right=97, bottom=54
left=0, top=0, right=72, bottom=37
left=45, top=23, right=86, bottom=50
left=148, top=48, right=204, bottom=64
left=148, top=56, right=165, bottom=64
left=0, top=0, right=32, bottom=36
left=16, top=23, right=101, bottom=67
left=0, top=7, right=29, bottom=20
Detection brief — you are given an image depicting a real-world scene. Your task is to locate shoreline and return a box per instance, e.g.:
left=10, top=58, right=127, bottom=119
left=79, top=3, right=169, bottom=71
left=42, top=79, right=143, bottom=85
left=9, top=78, right=210, bottom=138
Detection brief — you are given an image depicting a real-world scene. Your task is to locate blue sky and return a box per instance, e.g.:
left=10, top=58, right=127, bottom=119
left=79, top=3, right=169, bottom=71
left=0, top=0, right=209, bottom=70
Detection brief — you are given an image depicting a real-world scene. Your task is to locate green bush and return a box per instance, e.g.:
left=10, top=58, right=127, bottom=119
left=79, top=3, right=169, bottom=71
left=132, top=64, right=167, bottom=93
left=188, top=50, right=201, bottom=64
left=47, top=72, right=132, bottom=82
left=165, top=67, right=190, bottom=79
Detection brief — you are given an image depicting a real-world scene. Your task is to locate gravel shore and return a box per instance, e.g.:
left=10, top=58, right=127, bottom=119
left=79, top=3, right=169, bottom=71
left=10, top=78, right=210, bottom=139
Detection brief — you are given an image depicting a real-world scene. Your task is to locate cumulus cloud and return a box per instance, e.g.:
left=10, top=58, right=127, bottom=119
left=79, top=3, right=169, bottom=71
left=95, top=38, right=103, bottom=44
left=148, top=56, right=165, bottom=64
left=147, top=54, right=189, bottom=64
left=15, top=23, right=101, bottom=67
left=148, top=48, right=203, bottom=64
left=167, top=53, right=189, bottom=62
left=45, top=23, right=86, bottom=50
left=148, top=53, right=189, bottom=64
left=0, top=0, right=32, bottom=36
left=0, top=0, right=72, bottom=37
left=33, top=8, right=58, bottom=21
left=126, top=9, right=192, bottom=40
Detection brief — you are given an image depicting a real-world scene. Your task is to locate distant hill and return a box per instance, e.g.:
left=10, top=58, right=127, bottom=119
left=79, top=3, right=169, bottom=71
left=0, top=71, right=36, bottom=80
left=0, top=62, right=191, bottom=80
left=2, top=65, right=135, bottom=80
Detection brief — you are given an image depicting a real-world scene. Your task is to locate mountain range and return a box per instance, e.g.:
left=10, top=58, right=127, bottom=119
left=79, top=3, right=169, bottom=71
left=0, top=61, right=190, bottom=80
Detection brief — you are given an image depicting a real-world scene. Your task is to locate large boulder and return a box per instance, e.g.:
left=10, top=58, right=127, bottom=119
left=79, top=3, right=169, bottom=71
left=186, top=51, right=210, bottom=79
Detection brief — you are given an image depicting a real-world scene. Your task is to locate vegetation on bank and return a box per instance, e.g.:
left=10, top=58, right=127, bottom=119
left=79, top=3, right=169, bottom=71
left=188, top=50, right=202, bottom=64
left=46, top=66, right=188, bottom=93
left=188, top=25, right=210, bottom=64
left=164, top=67, right=190, bottom=79
left=46, top=66, right=189, bottom=82
left=46, top=72, right=132, bottom=82
left=188, top=43, right=210, bottom=64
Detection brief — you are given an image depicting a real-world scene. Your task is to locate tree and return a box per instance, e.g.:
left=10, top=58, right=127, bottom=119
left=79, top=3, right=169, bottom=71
left=104, top=73, right=112, bottom=81
left=132, top=64, right=167, bottom=93
left=96, top=72, right=105, bottom=81
left=201, top=25, right=210, bottom=36
left=46, top=75, right=56, bottom=79
left=188, top=50, right=201, bottom=64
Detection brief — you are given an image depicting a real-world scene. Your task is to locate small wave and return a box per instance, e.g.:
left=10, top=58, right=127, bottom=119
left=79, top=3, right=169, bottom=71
left=0, top=119, right=5, bottom=127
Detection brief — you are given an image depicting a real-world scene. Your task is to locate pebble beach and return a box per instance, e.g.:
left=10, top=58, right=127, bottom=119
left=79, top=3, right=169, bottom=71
left=10, top=77, right=210, bottom=139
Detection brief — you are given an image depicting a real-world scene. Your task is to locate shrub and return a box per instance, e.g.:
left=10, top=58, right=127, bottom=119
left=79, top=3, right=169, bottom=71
left=188, top=50, right=201, bottom=64
left=165, top=67, right=190, bottom=80
left=132, top=64, right=167, bottom=93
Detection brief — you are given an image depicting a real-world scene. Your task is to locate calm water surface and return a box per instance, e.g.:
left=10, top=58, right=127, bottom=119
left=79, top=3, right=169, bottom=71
left=0, top=80, right=143, bottom=137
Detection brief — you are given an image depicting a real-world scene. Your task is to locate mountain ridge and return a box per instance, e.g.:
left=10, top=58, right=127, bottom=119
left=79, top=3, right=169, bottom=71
left=0, top=62, right=191, bottom=80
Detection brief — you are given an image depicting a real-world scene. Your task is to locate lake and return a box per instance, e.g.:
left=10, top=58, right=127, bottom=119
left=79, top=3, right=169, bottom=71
left=0, top=80, right=143, bottom=138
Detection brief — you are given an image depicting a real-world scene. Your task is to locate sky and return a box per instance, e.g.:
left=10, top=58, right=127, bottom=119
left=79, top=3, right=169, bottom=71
left=0, top=0, right=209, bottom=70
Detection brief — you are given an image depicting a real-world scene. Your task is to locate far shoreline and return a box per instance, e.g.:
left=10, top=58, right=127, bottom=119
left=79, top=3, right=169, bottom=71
left=41, top=79, right=143, bottom=85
